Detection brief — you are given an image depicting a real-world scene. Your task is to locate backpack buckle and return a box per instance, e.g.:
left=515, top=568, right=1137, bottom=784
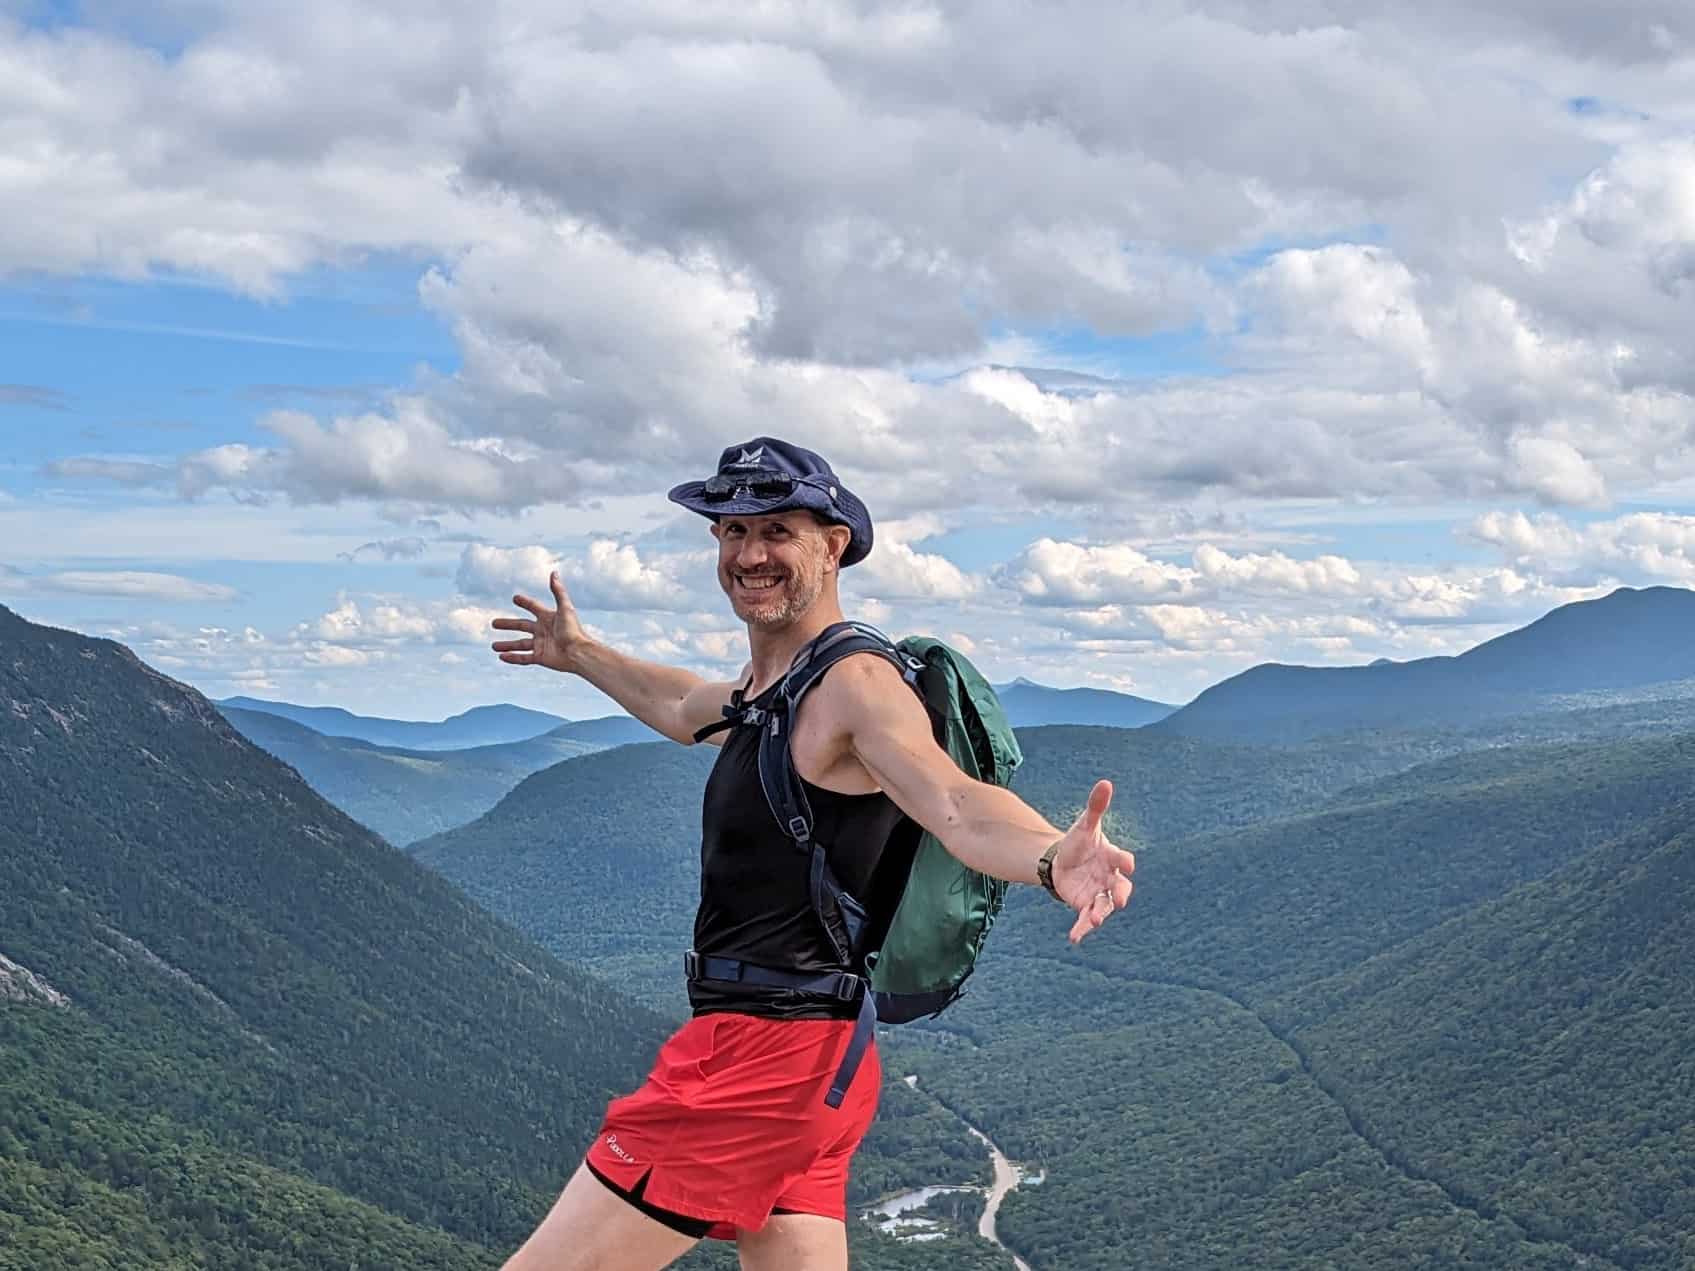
left=787, top=815, right=810, bottom=840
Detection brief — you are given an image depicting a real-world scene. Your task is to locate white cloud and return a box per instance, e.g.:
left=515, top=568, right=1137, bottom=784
left=454, top=539, right=699, bottom=611
left=295, top=595, right=502, bottom=647
left=1468, top=509, right=1695, bottom=584
left=10, top=3, right=1695, bottom=711
left=998, top=540, right=1198, bottom=606
left=455, top=543, right=561, bottom=600
left=563, top=540, right=697, bottom=612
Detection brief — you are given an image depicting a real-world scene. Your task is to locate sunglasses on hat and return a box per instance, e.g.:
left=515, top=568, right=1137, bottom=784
left=701, top=470, right=835, bottom=502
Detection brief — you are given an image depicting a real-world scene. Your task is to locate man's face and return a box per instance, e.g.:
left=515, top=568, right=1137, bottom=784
left=712, top=510, right=843, bottom=629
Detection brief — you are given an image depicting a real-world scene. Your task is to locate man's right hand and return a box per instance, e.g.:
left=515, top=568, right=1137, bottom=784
left=491, top=572, right=588, bottom=673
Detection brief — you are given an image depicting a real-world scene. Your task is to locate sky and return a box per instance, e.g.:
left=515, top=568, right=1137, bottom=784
left=2, top=1, right=1694, bottom=721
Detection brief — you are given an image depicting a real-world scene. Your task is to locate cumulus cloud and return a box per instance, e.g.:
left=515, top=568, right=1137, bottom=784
left=455, top=543, right=561, bottom=599
left=18, top=2, right=1695, bottom=527
left=1468, top=509, right=1695, bottom=584
left=455, top=540, right=701, bottom=612
left=295, top=595, right=506, bottom=647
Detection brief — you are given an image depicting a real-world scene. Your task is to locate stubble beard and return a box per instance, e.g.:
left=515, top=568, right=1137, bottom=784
left=726, top=563, right=826, bottom=630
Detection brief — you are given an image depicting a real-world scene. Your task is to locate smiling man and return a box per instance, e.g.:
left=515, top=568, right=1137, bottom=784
left=489, top=437, right=1135, bottom=1271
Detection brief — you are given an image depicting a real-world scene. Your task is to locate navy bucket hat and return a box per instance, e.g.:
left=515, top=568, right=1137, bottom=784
left=668, top=437, right=874, bottom=568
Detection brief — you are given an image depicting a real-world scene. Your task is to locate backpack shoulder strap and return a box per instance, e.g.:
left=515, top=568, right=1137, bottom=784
left=757, top=621, right=923, bottom=846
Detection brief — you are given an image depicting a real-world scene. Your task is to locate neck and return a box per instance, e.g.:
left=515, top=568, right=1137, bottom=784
left=745, top=597, right=847, bottom=690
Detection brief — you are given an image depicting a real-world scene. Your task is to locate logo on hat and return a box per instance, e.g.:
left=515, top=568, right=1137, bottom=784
left=729, top=446, right=765, bottom=468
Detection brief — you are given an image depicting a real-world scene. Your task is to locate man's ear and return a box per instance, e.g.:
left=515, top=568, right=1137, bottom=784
left=824, top=523, right=852, bottom=569
left=709, top=521, right=724, bottom=543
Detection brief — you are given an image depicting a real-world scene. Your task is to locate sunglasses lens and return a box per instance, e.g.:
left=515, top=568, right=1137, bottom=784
left=703, top=471, right=796, bottom=501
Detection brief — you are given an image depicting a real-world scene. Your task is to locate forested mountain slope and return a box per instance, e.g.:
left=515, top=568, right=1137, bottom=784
left=899, top=737, right=1695, bottom=1269
left=1269, top=805, right=1695, bottom=1268
left=999, top=731, right=1695, bottom=999
left=0, top=606, right=668, bottom=1268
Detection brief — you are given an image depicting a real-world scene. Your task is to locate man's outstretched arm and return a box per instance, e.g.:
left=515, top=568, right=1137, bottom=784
left=824, top=654, right=1135, bottom=943
left=491, top=572, right=743, bottom=746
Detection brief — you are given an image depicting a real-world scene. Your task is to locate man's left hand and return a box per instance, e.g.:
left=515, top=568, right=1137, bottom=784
left=1049, top=779, right=1136, bottom=944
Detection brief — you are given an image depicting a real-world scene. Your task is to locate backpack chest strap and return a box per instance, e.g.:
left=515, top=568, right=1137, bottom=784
left=690, top=679, right=767, bottom=744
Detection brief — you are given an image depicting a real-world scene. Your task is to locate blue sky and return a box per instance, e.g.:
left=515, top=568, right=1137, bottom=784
left=3, top=4, right=1693, bottom=719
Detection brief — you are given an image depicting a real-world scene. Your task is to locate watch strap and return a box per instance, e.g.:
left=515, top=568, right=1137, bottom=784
left=1036, top=840, right=1064, bottom=902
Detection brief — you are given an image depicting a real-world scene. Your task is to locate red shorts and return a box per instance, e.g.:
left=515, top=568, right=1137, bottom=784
left=584, top=1012, right=881, bottom=1239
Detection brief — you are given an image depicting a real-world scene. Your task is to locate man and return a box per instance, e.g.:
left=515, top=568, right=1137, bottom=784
left=489, top=437, right=1134, bottom=1271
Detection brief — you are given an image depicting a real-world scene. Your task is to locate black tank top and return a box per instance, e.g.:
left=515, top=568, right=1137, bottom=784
left=689, top=673, right=917, bottom=1020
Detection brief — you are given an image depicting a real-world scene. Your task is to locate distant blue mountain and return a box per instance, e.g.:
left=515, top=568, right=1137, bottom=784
left=1154, top=586, right=1695, bottom=743
left=993, top=678, right=1177, bottom=728
left=545, top=715, right=658, bottom=747
left=219, top=707, right=659, bottom=844
left=217, top=696, right=566, bottom=750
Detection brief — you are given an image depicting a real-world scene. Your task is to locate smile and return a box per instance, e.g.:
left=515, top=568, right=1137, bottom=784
left=736, top=575, right=783, bottom=591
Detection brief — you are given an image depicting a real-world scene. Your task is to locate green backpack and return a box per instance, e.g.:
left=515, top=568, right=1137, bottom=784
left=860, top=633, right=1024, bottom=1020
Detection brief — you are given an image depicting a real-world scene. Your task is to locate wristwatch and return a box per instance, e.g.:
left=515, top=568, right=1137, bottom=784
left=1036, top=841, right=1065, bottom=902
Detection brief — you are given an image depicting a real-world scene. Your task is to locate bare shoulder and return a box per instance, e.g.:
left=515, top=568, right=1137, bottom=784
left=811, top=650, right=929, bottom=734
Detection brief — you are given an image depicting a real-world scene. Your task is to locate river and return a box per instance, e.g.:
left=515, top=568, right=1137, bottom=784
left=859, top=1075, right=1036, bottom=1268
left=966, top=1125, right=1034, bottom=1271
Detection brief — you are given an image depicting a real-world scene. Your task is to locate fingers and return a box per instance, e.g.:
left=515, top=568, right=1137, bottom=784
left=491, top=639, right=533, bottom=653
left=511, top=592, right=547, bottom=620
left=496, top=651, right=537, bottom=665
left=550, top=571, right=571, bottom=608
left=1070, top=779, right=1113, bottom=834
left=1066, top=885, right=1116, bottom=943
left=490, top=617, right=535, bottom=633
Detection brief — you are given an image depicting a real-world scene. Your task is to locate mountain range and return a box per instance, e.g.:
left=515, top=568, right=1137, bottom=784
left=992, top=678, right=1176, bottom=727
left=1155, top=585, right=1695, bottom=742
left=11, top=585, right=1695, bottom=1268
left=221, top=706, right=660, bottom=844
left=408, top=645, right=1695, bottom=1267
left=217, top=695, right=567, bottom=750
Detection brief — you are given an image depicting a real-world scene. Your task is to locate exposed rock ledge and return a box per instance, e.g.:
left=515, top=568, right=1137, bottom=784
left=0, top=952, right=70, bottom=1007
